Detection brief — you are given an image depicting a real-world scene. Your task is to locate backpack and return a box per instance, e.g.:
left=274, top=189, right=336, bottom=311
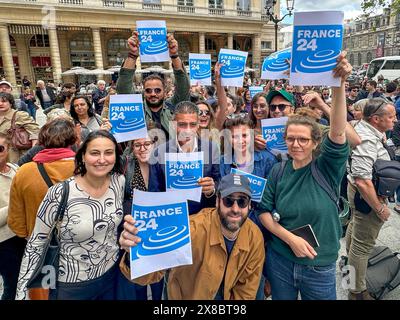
left=272, top=160, right=350, bottom=226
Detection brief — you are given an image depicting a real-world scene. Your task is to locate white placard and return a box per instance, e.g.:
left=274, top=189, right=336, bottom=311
left=189, top=53, right=211, bottom=86
left=137, top=20, right=169, bottom=63
left=261, top=47, right=291, bottom=80
left=218, top=49, right=248, bottom=87
left=290, top=11, right=344, bottom=86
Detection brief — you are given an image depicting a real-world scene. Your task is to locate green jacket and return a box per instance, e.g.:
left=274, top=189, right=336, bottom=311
left=116, top=66, right=190, bottom=135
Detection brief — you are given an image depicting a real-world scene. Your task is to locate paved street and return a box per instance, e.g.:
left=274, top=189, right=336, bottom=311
left=2, top=205, right=399, bottom=300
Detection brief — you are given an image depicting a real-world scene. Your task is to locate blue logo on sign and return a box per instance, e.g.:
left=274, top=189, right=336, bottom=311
left=292, top=25, right=343, bottom=74
left=231, top=168, right=266, bottom=203
left=138, top=28, right=168, bottom=55
left=131, top=203, right=190, bottom=260
left=219, top=54, right=245, bottom=78
left=190, top=59, right=211, bottom=80
left=166, top=160, right=203, bottom=190
left=263, top=125, right=287, bottom=152
left=262, top=48, right=291, bottom=72
left=110, top=103, right=145, bottom=134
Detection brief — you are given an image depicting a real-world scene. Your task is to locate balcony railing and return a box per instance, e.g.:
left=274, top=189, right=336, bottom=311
left=142, top=3, right=162, bottom=11
left=209, top=8, right=225, bottom=16
left=261, top=14, right=269, bottom=22
left=237, top=10, right=251, bottom=17
left=103, top=0, right=124, bottom=7
left=178, top=5, right=195, bottom=14
left=59, top=0, right=83, bottom=4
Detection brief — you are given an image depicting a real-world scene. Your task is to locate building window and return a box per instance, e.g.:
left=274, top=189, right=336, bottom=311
left=349, top=53, right=354, bottom=65
left=178, top=0, right=193, bottom=5
left=261, top=41, right=272, bottom=50
left=358, top=52, right=362, bottom=65
left=30, top=34, right=50, bottom=47
left=205, top=38, right=217, bottom=50
left=9, top=35, right=16, bottom=47
left=107, top=38, right=128, bottom=66
left=237, top=0, right=250, bottom=11
left=366, top=52, right=372, bottom=63
left=70, top=35, right=95, bottom=68
left=209, top=0, right=223, bottom=9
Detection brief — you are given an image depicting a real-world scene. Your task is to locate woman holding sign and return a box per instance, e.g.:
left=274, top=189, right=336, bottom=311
left=256, top=52, right=353, bottom=300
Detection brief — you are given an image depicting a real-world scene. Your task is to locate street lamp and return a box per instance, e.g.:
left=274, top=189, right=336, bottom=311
left=265, top=0, right=295, bottom=52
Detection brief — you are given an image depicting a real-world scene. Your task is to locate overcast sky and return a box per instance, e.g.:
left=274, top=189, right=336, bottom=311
left=279, top=0, right=367, bottom=22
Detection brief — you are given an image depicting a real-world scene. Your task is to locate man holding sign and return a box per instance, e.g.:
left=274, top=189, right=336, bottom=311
left=148, top=101, right=220, bottom=215
left=119, top=174, right=265, bottom=300
left=116, top=23, right=190, bottom=140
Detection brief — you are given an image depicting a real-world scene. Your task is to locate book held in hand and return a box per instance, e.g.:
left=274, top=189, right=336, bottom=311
left=290, top=224, right=320, bottom=248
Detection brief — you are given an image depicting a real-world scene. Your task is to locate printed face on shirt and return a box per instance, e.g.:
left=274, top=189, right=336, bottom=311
left=73, top=98, right=90, bottom=117
left=174, top=112, right=199, bottom=147
left=216, top=192, right=250, bottom=233
left=252, top=96, right=269, bottom=121
left=83, top=137, right=116, bottom=178
left=285, top=124, right=317, bottom=164
left=269, top=95, right=294, bottom=118
left=144, top=79, right=165, bottom=109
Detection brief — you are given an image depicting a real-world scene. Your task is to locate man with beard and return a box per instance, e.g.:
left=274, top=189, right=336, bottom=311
left=116, top=31, right=190, bottom=141
left=119, top=173, right=265, bottom=300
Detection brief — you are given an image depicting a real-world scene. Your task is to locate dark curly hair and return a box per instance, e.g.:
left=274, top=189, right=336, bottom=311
left=74, top=130, right=123, bottom=176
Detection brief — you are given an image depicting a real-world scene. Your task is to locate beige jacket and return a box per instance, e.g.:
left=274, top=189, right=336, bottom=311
left=0, top=163, right=19, bottom=242
left=0, top=109, right=40, bottom=164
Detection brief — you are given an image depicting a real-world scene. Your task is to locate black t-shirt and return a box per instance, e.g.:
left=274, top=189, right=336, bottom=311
left=214, top=237, right=236, bottom=300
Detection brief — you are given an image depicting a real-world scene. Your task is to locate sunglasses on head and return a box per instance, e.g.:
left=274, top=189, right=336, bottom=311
left=222, top=196, right=250, bottom=208
left=269, top=104, right=290, bottom=112
left=0, top=145, right=5, bottom=153
left=144, top=88, right=162, bottom=94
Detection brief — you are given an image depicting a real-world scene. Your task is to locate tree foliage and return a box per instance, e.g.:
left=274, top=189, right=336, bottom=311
left=361, top=0, right=400, bottom=15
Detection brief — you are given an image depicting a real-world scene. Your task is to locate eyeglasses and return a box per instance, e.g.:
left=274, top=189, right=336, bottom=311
left=269, top=104, right=291, bottom=112
left=351, top=89, right=359, bottom=92
left=0, top=145, right=6, bottom=153
left=198, top=110, right=210, bottom=116
left=144, top=88, right=162, bottom=94
left=133, top=141, right=153, bottom=150
left=252, top=103, right=268, bottom=110
left=226, top=113, right=247, bottom=120
left=222, top=196, right=250, bottom=208
left=285, top=136, right=312, bottom=146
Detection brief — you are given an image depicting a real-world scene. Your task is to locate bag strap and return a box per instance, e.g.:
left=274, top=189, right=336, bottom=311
left=54, top=180, right=70, bottom=223
left=37, top=163, right=54, bottom=188
left=10, top=111, right=17, bottom=130
left=310, top=160, right=340, bottom=212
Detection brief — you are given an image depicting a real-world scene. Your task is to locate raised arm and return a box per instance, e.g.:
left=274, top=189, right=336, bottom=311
left=116, top=32, right=139, bottom=94
left=214, top=62, right=228, bottom=131
left=328, top=51, right=352, bottom=145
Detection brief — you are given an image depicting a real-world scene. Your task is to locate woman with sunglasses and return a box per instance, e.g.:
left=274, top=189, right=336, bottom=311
left=70, top=95, right=111, bottom=141
left=121, top=121, right=164, bottom=300
left=256, top=52, right=353, bottom=300
left=196, top=101, right=221, bottom=148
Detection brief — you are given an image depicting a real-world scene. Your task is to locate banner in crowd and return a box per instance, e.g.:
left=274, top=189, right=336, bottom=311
left=130, top=189, right=193, bottom=279
left=165, top=152, right=204, bottom=191
left=137, top=20, right=169, bottom=63
left=189, top=53, right=212, bottom=86
left=290, top=11, right=344, bottom=87
left=218, top=49, right=248, bottom=87
left=109, top=94, right=147, bottom=143
left=230, top=168, right=267, bottom=203
left=261, top=117, right=288, bottom=155
left=249, top=86, right=264, bottom=99
left=261, top=47, right=291, bottom=80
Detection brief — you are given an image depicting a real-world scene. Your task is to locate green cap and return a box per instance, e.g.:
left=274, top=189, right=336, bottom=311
left=266, top=89, right=295, bottom=106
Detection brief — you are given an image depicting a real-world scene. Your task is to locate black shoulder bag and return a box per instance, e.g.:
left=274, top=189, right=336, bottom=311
left=26, top=168, right=69, bottom=289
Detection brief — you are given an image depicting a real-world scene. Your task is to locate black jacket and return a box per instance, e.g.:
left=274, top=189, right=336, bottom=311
left=35, top=86, right=56, bottom=107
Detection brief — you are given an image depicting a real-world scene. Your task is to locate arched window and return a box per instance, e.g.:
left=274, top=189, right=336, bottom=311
left=243, top=38, right=252, bottom=51
left=107, top=38, right=128, bottom=66
left=30, top=34, right=50, bottom=47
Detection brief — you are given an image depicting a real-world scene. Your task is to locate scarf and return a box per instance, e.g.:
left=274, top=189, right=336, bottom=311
left=33, top=147, right=76, bottom=163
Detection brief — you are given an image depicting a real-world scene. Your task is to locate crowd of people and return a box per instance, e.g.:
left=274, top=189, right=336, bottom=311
left=0, top=31, right=399, bottom=301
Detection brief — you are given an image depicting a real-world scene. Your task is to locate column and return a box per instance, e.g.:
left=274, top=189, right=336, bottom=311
left=199, top=32, right=205, bottom=54
left=252, top=33, right=261, bottom=78
left=0, top=24, right=17, bottom=86
left=92, top=27, right=104, bottom=79
left=228, top=33, right=233, bottom=49
left=14, top=35, right=34, bottom=86
left=47, top=26, right=62, bottom=85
